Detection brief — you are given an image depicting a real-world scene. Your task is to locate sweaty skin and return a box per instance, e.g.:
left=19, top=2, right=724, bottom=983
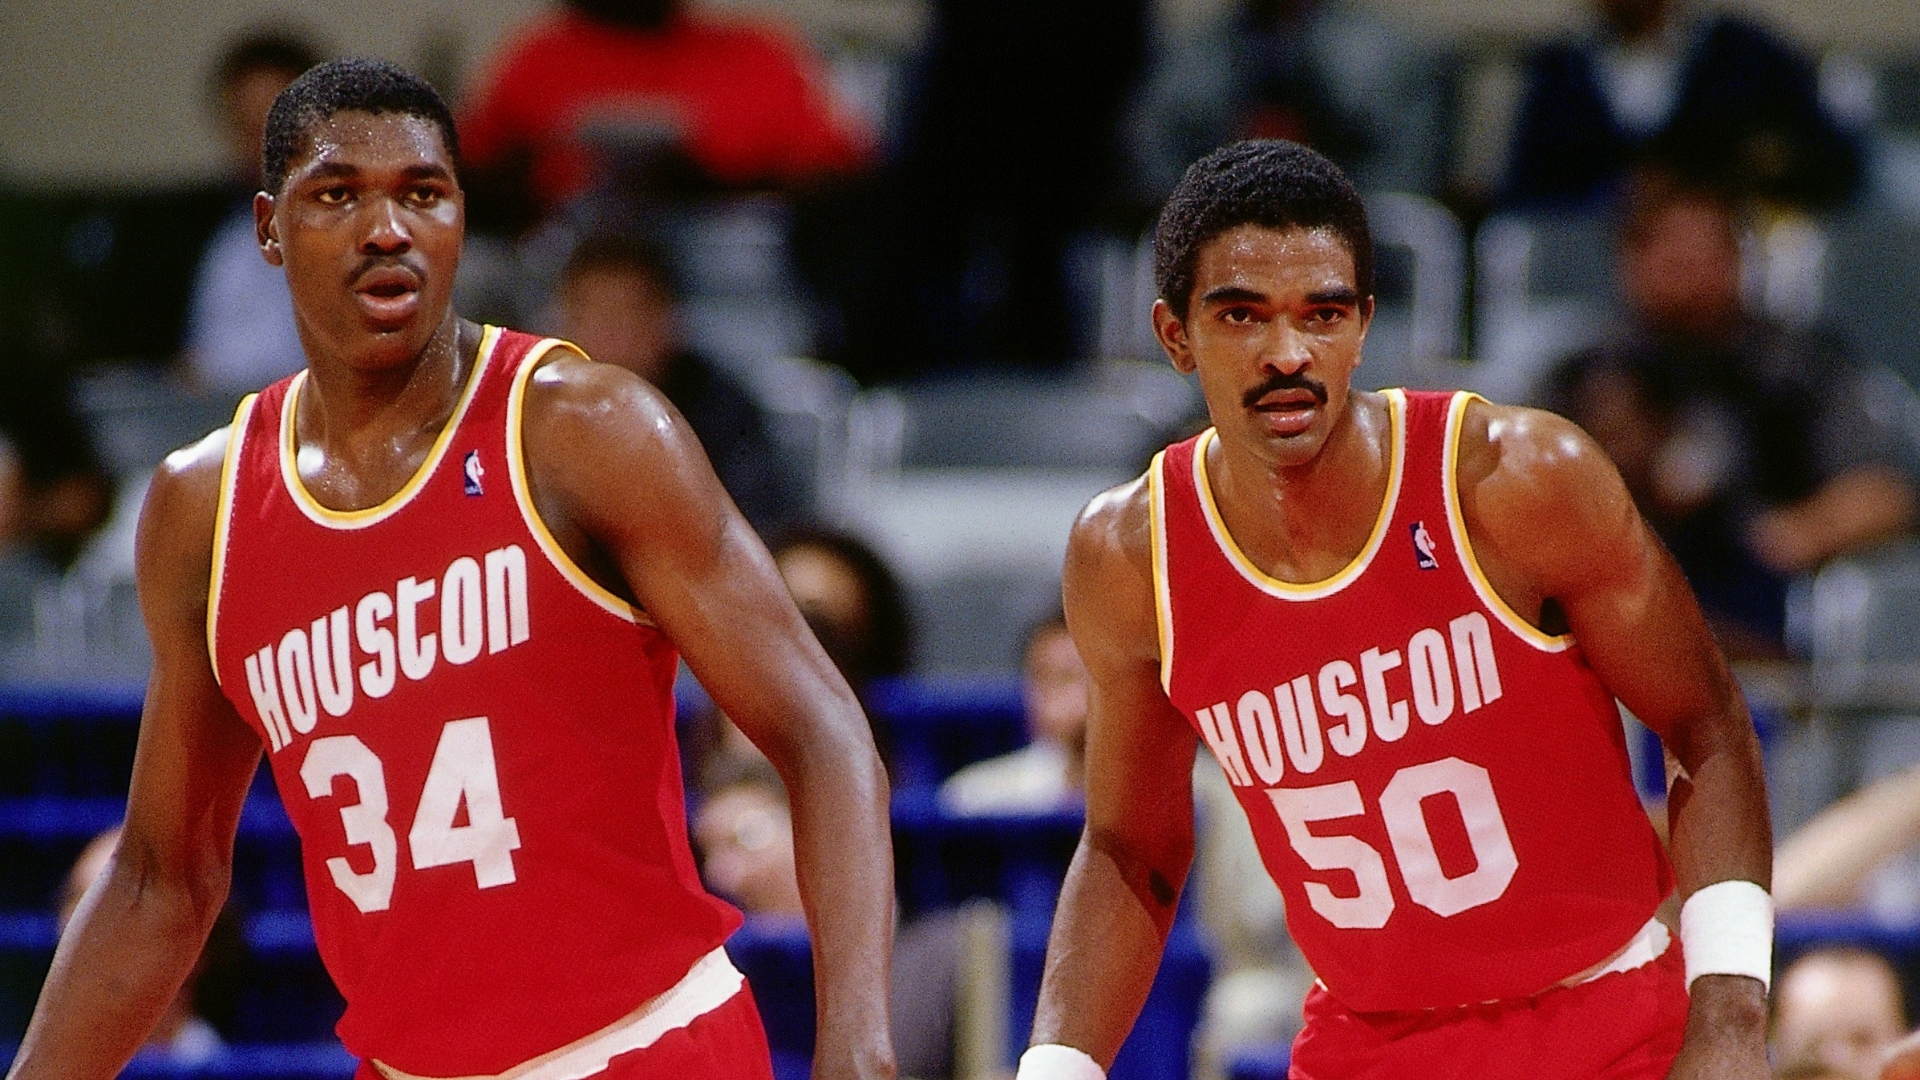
left=6, top=110, right=895, bottom=1080
left=1030, top=224, right=1770, bottom=1078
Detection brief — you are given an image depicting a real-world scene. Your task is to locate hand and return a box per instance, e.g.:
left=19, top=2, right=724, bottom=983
left=1665, top=975, right=1768, bottom=1080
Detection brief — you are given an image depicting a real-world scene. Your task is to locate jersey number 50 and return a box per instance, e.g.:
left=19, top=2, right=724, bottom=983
left=1268, top=756, right=1518, bottom=928
left=299, top=717, right=523, bottom=914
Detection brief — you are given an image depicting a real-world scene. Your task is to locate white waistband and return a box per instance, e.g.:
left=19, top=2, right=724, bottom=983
left=373, top=946, right=745, bottom=1080
left=1567, top=917, right=1671, bottom=987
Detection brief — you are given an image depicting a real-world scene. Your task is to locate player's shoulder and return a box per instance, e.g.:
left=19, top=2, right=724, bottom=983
left=1453, top=395, right=1636, bottom=556
left=137, top=424, right=238, bottom=597
left=519, top=341, right=681, bottom=446
left=1069, top=470, right=1155, bottom=572
left=1455, top=395, right=1615, bottom=503
left=147, top=425, right=233, bottom=530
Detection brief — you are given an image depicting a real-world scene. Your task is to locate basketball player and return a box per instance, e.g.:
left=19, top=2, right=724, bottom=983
left=6, top=61, right=894, bottom=1080
left=1016, top=141, right=1771, bottom=1079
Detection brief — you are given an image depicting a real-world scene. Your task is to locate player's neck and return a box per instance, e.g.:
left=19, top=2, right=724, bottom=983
left=1210, top=391, right=1392, bottom=582
left=299, top=317, right=475, bottom=445
left=291, top=317, right=480, bottom=507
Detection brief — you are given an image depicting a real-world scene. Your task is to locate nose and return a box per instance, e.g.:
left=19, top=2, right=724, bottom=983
left=1259, top=321, right=1313, bottom=376
left=360, top=197, right=411, bottom=255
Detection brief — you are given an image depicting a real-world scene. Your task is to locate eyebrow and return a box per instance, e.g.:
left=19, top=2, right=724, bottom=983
left=1305, top=287, right=1361, bottom=306
left=1197, top=285, right=1269, bottom=307
left=298, top=161, right=455, bottom=184
left=1197, top=285, right=1361, bottom=307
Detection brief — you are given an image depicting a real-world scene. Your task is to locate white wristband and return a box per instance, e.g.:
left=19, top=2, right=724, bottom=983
left=1679, top=879, right=1773, bottom=991
left=1016, top=1044, right=1107, bottom=1080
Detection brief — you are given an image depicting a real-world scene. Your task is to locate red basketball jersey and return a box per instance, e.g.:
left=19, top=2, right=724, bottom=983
left=208, top=327, right=741, bottom=1075
left=1152, top=389, right=1673, bottom=1012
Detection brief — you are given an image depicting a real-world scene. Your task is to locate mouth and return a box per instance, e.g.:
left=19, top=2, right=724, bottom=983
left=352, top=265, right=423, bottom=328
left=1250, top=389, right=1322, bottom=437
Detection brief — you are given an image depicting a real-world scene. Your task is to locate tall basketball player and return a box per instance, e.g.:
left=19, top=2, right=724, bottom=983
left=6, top=61, right=895, bottom=1080
left=1016, top=141, right=1771, bottom=1080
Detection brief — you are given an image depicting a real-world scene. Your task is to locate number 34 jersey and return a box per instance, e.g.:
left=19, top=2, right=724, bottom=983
left=209, top=327, right=740, bottom=1076
left=1151, top=389, right=1673, bottom=1013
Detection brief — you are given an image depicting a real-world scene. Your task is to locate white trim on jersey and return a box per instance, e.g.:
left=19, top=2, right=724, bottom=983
left=370, top=946, right=746, bottom=1080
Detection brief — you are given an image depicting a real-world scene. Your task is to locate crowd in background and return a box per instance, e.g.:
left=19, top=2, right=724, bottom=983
left=5, top=0, right=1920, bottom=1077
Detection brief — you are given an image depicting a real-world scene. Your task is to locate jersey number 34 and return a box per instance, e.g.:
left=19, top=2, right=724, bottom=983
left=1270, top=756, right=1518, bottom=928
left=299, top=717, right=523, bottom=913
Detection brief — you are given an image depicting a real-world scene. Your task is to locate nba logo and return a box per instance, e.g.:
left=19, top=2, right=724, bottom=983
left=1410, top=521, right=1439, bottom=570
left=463, top=450, right=485, bottom=497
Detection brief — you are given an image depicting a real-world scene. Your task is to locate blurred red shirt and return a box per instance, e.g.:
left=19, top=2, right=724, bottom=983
left=460, top=10, right=870, bottom=210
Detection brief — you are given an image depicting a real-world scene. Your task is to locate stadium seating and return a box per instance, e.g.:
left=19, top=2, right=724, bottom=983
left=833, top=365, right=1201, bottom=673
left=1354, top=193, right=1468, bottom=392
left=1468, top=208, right=1617, bottom=405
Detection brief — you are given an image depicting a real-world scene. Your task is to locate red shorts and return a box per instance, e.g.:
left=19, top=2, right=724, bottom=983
left=1289, top=944, right=1688, bottom=1080
left=353, top=986, right=775, bottom=1080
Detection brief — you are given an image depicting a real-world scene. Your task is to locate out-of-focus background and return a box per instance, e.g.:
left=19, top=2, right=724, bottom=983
left=5, top=0, right=1920, bottom=1077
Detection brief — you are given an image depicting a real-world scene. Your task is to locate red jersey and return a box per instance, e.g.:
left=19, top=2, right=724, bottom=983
left=208, top=327, right=740, bottom=1075
left=1151, top=389, right=1673, bottom=1012
left=459, top=10, right=869, bottom=210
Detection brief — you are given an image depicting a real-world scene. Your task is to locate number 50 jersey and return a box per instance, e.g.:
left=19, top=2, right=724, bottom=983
left=209, top=327, right=740, bottom=1075
left=1151, top=390, right=1673, bottom=1012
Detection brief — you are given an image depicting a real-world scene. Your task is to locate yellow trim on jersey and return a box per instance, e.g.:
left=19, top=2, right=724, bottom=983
left=1442, top=391, right=1572, bottom=652
left=1191, top=388, right=1406, bottom=601
left=1146, top=450, right=1175, bottom=696
left=278, top=325, right=500, bottom=530
left=504, top=339, right=646, bottom=625
left=205, top=393, right=259, bottom=688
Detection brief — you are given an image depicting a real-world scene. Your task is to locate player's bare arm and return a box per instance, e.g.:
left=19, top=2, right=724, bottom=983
left=1456, top=399, right=1770, bottom=1078
left=519, top=350, right=896, bottom=1080
left=7, top=432, right=265, bottom=1080
left=1027, top=476, right=1200, bottom=1070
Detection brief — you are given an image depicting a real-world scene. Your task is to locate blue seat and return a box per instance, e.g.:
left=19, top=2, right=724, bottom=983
left=727, top=919, right=815, bottom=1067
left=1225, top=1042, right=1291, bottom=1080
left=890, top=787, right=1084, bottom=918
left=867, top=675, right=1027, bottom=791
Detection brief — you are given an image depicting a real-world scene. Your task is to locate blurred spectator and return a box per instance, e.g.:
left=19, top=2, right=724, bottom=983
left=59, top=827, right=243, bottom=1066
left=1127, top=0, right=1447, bottom=203
left=0, top=366, right=112, bottom=572
left=1544, top=173, right=1917, bottom=654
left=861, top=0, right=1147, bottom=373
left=554, top=234, right=800, bottom=535
left=180, top=32, right=321, bottom=398
left=771, top=527, right=912, bottom=696
left=1188, top=761, right=1314, bottom=1080
left=1773, top=1066, right=1866, bottom=1080
left=458, top=0, right=869, bottom=230
left=690, top=761, right=964, bottom=1079
left=685, top=526, right=910, bottom=795
left=1777, top=759, right=1920, bottom=911
left=1886, top=1031, right=1920, bottom=1080
left=692, top=766, right=806, bottom=921
left=1772, top=947, right=1908, bottom=1080
left=1503, top=0, right=1861, bottom=209
left=939, top=611, right=1088, bottom=815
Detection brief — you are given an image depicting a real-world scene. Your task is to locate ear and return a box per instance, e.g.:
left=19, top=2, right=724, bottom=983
left=254, top=191, right=283, bottom=267
left=1151, top=298, right=1196, bottom=375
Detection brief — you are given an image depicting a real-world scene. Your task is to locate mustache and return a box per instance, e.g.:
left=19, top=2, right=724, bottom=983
left=1243, top=370, right=1329, bottom=410
left=350, top=255, right=423, bottom=286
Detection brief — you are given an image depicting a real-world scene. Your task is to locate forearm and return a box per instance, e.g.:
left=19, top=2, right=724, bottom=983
left=9, top=861, right=226, bottom=1080
left=1030, top=833, right=1188, bottom=1067
left=777, top=723, right=896, bottom=1080
left=1661, top=699, right=1773, bottom=1071
left=1664, top=701, right=1772, bottom=896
